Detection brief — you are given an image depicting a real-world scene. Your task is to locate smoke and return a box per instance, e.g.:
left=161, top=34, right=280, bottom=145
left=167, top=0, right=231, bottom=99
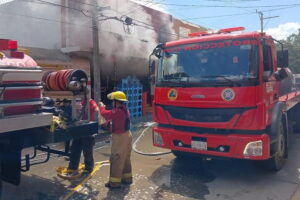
left=97, top=0, right=161, bottom=59
left=0, top=0, right=14, bottom=6
left=0, top=0, right=62, bottom=48
left=131, top=0, right=169, bottom=14
left=92, top=0, right=176, bottom=81
left=0, top=0, right=178, bottom=82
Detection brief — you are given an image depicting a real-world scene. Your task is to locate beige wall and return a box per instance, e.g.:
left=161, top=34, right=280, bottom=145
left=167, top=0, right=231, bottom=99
left=62, top=0, right=209, bottom=92
left=69, top=56, right=90, bottom=78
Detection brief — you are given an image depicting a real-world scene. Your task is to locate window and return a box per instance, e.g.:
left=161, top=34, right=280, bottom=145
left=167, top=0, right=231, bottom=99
left=263, top=45, right=273, bottom=72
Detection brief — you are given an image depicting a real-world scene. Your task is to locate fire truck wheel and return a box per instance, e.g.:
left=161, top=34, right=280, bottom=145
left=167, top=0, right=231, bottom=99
left=293, top=104, right=300, bottom=133
left=0, top=165, right=2, bottom=198
left=0, top=179, right=2, bottom=199
left=262, top=122, right=286, bottom=171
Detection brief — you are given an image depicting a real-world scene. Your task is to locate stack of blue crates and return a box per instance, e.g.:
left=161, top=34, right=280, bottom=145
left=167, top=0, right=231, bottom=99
left=118, top=76, right=143, bottom=118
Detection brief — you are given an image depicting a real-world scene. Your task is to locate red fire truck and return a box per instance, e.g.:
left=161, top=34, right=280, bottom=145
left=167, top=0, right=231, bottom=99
left=0, top=39, right=99, bottom=189
left=150, top=27, right=300, bottom=171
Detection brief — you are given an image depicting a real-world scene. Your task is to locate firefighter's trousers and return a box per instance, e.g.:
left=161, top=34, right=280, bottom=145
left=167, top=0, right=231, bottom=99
left=109, top=131, right=132, bottom=184
left=68, top=136, right=95, bottom=172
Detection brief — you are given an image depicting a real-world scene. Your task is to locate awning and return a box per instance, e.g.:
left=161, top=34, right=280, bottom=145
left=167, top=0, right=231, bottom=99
left=61, top=46, right=91, bottom=58
left=20, top=47, right=71, bottom=67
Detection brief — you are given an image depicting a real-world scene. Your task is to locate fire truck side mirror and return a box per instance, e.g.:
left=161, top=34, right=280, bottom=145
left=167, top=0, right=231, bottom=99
left=274, top=68, right=288, bottom=81
left=152, top=43, right=164, bottom=58
left=277, top=50, right=288, bottom=68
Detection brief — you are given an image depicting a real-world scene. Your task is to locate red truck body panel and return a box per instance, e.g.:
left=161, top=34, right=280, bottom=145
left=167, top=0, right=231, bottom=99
left=153, top=126, right=270, bottom=160
left=0, top=52, right=42, bottom=116
left=154, top=87, right=266, bottom=130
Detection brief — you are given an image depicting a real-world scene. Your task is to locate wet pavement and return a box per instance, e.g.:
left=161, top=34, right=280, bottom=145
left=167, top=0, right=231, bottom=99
left=2, top=115, right=300, bottom=200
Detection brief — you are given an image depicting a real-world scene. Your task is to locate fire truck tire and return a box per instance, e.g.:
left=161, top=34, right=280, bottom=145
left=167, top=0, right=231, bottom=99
left=262, top=121, right=286, bottom=171
left=293, top=104, right=300, bottom=133
left=0, top=164, right=2, bottom=199
left=0, top=179, right=2, bottom=199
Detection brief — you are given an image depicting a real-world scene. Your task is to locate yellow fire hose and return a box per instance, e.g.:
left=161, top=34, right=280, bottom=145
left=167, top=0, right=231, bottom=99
left=58, top=160, right=110, bottom=200
left=57, top=163, right=86, bottom=180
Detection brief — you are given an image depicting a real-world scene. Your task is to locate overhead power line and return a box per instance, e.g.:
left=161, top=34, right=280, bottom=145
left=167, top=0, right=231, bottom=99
left=67, top=0, right=97, bottom=7
left=203, top=0, right=261, bottom=1
left=184, top=11, right=255, bottom=20
left=0, top=9, right=181, bottom=39
left=124, top=0, right=156, bottom=16
left=15, top=0, right=201, bottom=38
left=122, top=0, right=166, bottom=19
left=182, top=5, right=296, bottom=21
left=21, top=0, right=92, bottom=17
left=0, top=10, right=92, bottom=27
left=133, top=1, right=300, bottom=9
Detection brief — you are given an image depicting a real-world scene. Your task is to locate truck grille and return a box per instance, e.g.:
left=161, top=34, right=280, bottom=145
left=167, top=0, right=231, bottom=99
left=162, top=105, right=250, bottom=123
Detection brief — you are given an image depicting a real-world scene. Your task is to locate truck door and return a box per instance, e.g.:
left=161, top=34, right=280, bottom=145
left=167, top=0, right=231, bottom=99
left=262, top=41, right=278, bottom=117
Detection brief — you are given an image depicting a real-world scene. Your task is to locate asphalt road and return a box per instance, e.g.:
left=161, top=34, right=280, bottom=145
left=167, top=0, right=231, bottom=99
left=2, top=123, right=300, bottom=200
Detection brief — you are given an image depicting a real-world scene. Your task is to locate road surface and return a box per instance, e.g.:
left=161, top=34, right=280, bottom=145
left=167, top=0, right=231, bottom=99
left=2, top=119, right=300, bottom=200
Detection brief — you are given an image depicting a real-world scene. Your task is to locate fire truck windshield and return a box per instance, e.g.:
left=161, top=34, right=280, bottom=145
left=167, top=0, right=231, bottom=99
left=157, top=39, right=259, bottom=87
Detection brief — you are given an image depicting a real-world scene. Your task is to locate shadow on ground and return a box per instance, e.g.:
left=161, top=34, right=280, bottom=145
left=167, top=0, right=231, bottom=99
left=148, top=155, right=293, bottom=200
left=2, top=173, right=100, bottom=200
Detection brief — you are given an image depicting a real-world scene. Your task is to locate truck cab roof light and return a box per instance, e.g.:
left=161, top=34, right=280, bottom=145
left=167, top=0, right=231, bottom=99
left=188, top=27, right=245, bottom=38
left=0, top=39, right=9, bottom=50
left=0, top=39, right=18, bottom=50
left=188, top=31, right=208, bottom=37
left=8, top=40, right=18, bottom=50
left=218, top=27, right=245, bottom=33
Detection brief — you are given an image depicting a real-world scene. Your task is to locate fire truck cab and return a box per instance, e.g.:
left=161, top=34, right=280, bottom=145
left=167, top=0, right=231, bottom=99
left=150, top=27, right=300, bottom=171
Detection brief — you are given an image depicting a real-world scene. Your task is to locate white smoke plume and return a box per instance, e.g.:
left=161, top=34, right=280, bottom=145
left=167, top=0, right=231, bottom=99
left=0, top=0, right=62, bottom=48
left=86, top=0, right=176, bottom=80
left=97, top=0, right=174, bottom=59
left=131, top=0, right=169, bottom=14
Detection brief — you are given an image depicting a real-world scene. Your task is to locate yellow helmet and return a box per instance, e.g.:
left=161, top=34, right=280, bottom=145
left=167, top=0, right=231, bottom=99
left=107, top=91, right=128, bottom=102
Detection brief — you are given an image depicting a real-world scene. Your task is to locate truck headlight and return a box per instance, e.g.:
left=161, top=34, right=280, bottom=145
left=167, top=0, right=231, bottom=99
left=243, top=140, right=263, bottom=156
left=153, top=131, right=164, bottom=146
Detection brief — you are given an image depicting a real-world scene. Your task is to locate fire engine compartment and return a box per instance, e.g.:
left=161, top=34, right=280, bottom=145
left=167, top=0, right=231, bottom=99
left=0, top=43, right=100, bottom=185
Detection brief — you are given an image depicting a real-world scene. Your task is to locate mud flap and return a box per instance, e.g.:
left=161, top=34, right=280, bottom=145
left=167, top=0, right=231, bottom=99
left=0, top=137, right=21, bottom=185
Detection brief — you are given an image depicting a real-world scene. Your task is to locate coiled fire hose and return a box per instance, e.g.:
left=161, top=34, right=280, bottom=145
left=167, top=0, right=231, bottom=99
left=132, top=122, right=171, bottom=156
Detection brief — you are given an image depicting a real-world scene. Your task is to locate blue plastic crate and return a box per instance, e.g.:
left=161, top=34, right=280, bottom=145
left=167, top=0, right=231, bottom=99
left=117, top=76, right=143, bottom=118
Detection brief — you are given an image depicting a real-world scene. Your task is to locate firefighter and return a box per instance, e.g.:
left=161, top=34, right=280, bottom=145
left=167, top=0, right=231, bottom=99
left=99, top=91, right=132, bottom=189
left=67, top=99, right=99, bottom=175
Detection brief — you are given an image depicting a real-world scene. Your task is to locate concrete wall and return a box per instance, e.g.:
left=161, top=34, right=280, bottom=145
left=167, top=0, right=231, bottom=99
left=0, top=0, right=207, bottom=93
left=63, top=0, right=207, bottom=89
left=0, top=0, right=62, bottom=49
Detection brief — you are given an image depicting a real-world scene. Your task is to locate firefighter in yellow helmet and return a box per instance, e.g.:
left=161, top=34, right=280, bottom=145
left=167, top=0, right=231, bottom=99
left=99, top=91, right=132, bottom=189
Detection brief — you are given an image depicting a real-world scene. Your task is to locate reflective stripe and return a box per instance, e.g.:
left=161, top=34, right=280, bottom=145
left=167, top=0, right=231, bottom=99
left=109, top=177, right=121, bottom=183
left=122, top=173, right=132, bottom=178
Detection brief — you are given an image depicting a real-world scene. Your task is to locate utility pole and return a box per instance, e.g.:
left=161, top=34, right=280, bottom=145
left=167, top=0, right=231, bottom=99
left=91, top=3, right=111, bottom=103
left=92, top=0, right=101, bottom=103
left=256, top=10, right=279, bottom=33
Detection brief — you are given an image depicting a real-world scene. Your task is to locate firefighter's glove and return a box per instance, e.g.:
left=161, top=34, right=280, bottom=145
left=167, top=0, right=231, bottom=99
left=50, top=116, right=66, bottom=132
left=99, top=101, right=105, bottom=107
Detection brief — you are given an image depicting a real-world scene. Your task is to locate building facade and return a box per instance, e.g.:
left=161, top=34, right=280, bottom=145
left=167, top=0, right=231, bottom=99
left=0, top=0, right=206, bottom=97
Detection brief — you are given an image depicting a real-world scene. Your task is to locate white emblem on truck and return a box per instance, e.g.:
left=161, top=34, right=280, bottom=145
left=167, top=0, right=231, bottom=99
left=221, top=88, right=235, bottom=101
